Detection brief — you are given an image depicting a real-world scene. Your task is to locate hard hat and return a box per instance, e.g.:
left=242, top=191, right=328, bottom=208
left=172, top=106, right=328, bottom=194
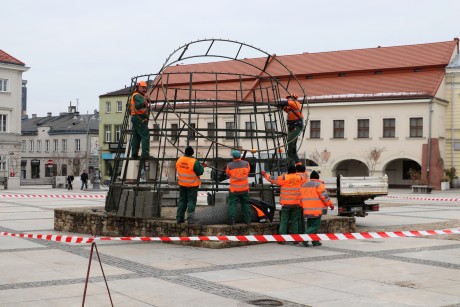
left=285, top=93, right=298, bottom=99
left=137, top=81, right=147, bottom=87
left=231, top=150, right=241, bottom=158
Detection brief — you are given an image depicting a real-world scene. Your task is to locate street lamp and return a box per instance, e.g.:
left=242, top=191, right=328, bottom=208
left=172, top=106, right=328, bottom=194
left=75, top=111, right=100, bottom=189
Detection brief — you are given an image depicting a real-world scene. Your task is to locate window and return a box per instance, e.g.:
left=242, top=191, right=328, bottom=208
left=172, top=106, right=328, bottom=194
left=357, top=119, right=369, bottom=138
left=333, top=120, right=344, bottom=138
left=0, top=79, right=8, bottom=92
left=188, top=123, right=196, bottom=140
left=104, top=125, right=111, bottom=142
left=207, top=122, right=215, bottom=139
left=75, top=139, right=81, bottom=151
left=37, top=140, right=41, bottom=152
left=105, top=101, right=111, bottom=113
left=0, top=114, right=6, bottom=132
left=29, top=140, right=34, bottom=152
left=53, top=139, right=58, bottom=152
left=171, top=123, right=179, bottom=142
left=265, top=121, right=275, bottom=137
left=62, top=139, right=67, bottom=152
left=152, top=124, right=160, bottom=141
left=0, top=155, right=6, bottom=171
left=310, top=120, right=320, bottom=139
left=45, top=140, right=50, bottom=152
left=383, top=118, right=395, bottom=138
left=245, top=121, right=255, bottom=137
left=115, top=125, right=122, bottom=142
left=116, top=101, right=123, bottom=113
left=21, top=140, right=26, bottom=152
left=226, top=122, right=235, bottom=139
left=410, top=117, right=423, bottom=137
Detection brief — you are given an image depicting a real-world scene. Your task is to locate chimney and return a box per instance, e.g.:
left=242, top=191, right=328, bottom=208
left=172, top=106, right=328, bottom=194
left=47, top=112, right=52, bottom=117
left=32, top=114, right=37, bottom=118
left=68, top=105, right=76, bottom=113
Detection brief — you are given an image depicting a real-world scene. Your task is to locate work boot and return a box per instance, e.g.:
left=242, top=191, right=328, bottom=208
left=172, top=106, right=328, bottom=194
left=141, top=155, right=155, bottom=160
left=302, top=241, right=310, bottom=247
left=176, top=219, right=185, bottom=224
left=131, top=155, right=139, bottom=160
left=312, top=241, right=322, bottom=246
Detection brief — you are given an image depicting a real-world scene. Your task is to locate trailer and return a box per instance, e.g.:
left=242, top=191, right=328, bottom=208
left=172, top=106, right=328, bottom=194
left=324, top=175, right=388, bottom=217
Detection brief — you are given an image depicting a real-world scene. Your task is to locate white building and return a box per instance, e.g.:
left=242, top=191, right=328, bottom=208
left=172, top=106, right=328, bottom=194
left=0, top=50, right=29, bottom=179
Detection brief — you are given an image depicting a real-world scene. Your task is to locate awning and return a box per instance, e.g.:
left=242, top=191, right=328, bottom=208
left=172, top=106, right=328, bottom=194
left=102, top=153, right=125, bottom=160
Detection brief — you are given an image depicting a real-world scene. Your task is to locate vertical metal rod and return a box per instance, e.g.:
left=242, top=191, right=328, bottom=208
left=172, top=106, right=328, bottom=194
left=94, top=242, right=114, bottom=306
left=81, top=242, right=95, bottom=307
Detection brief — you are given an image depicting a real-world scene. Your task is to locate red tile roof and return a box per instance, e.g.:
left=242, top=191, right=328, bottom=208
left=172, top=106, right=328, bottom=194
left=146, top=39, right=458, bottom=103
left=0, top=50, right=25, bottom=66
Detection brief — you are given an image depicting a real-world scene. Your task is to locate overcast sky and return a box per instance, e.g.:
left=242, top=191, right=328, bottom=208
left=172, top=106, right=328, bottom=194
left=2, top=0, right=460, bottom=116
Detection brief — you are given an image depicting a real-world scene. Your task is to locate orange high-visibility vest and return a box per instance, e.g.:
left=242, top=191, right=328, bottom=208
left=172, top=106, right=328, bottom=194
left=176, top=156, right=201, bottom=187
left=284, top=99, right=303, bottom=122
left=301, top=179, right=332, bottom=217
left=226, top=159, right=250, bottom=193
left=130, top=92, right=148, bottom=116
left=274, top=173, right=302, bottom=206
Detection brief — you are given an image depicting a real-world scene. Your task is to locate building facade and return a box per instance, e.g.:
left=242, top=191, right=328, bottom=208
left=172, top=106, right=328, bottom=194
left=20, top=106, right=99, bottom=180
left=98, top=88, right=130, bottom=180
left=0, top=50, right=29, bottom=179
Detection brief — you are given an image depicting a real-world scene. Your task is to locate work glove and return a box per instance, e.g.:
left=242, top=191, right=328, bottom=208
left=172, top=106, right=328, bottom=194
left=261, top=171, right=266, bottom=176
left=329, top=204, right=335, bottom=210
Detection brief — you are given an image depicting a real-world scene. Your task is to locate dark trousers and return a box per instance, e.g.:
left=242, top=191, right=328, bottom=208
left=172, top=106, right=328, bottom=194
left=287, top=124, right=302, bottom=166
left=228, top=192, right=251, bottom=224
left=67, top=181, right=73, bottom=190
left=305, top=216, right=322, bottom=243
left=131, top=120, right=150, bottom=157
left=176, top=186, right=198, bottom=222
left=279, top=205, right=300, bottom=234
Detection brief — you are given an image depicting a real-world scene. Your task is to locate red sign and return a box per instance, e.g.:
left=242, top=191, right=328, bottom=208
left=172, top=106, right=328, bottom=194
left=47, top=159, right=54, bottom=166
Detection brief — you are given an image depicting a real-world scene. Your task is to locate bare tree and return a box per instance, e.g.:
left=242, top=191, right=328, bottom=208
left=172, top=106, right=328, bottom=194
left=363, top=147, right=385, bottom=176
left=309, top=149, right=331, bottom=166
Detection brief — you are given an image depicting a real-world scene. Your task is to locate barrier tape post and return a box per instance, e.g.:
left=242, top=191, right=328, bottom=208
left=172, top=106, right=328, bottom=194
left=82, top=238, right=113, bottom=307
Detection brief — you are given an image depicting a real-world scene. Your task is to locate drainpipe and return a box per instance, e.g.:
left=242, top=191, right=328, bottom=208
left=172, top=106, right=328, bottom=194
left=427, top=98, right=433, bottom=182
left=451, top=72, right=455, bottom=168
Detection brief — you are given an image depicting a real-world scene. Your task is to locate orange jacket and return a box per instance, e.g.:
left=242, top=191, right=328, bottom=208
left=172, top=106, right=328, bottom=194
left=283, top=99, right=303, bottom=123
left=226, top=159, right=250, bottom=193
left=176, top=156, right=201, bottom=187
left=263, top=172, right=303, bottom=206
left=301, top=179, right=333, bottom=217
left=130, top=92, right=148, bottom=116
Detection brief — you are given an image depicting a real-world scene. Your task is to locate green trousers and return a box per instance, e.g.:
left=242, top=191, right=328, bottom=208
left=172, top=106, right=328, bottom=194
left=228, top=193, right=251, bottom=224
left=287, top=124, right=303, bottom=166
left=305, top=216, right=322, bottom=243
left=176, top=186, right=198, bottom=222
left=279, top=206, right=300, bottom=235
left=131, top=119, right=150, bottom=157
left=298, top=207, right=305, bottom=233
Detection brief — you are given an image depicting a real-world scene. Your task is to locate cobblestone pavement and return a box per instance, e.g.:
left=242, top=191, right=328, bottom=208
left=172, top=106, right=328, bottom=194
left=0, top=187, right=460, bottom=306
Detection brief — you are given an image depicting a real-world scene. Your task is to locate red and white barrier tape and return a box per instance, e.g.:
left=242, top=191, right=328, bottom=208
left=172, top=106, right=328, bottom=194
left=383, top=195, right=460, bottom=202
left=0, top=194, right=105, bottom=199
left=1, top=229, right=459, bottom=244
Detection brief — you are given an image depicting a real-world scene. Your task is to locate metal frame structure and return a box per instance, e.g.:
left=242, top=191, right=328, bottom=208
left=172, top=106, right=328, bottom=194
left=105, top=39, right=308, bottom=214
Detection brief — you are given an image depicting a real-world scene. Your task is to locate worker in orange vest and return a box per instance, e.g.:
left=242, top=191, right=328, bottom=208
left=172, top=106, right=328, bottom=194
left=176, top=146, right=205, bottom=225
left=300, top=171, right=334, bottom=247
left=278, top=94, right=303, bottom=167
left=262, top=165, right=303, bottom=240
left=226, top=150, right=251, bottom=225
left=130, top=80, right=152, bottom=159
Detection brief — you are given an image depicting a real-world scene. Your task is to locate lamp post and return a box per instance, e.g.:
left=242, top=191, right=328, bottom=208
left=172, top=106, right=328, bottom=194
left=80, top=111, right=100, bottom=189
